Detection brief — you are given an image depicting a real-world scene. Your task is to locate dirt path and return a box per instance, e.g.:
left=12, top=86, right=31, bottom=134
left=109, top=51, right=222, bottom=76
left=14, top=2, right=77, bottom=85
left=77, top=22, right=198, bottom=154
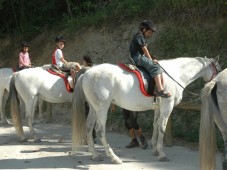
left=0, top=122, right=222, bottom=170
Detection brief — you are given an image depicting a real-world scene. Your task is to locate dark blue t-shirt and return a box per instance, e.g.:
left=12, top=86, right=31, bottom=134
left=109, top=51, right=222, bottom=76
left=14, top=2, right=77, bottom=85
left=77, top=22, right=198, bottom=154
left=129, top=32, right=147, bottom=59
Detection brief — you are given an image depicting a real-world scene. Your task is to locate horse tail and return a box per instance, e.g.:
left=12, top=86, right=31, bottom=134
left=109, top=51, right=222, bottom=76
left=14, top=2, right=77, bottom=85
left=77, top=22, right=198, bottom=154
left=72, top=74, right=86, bottom=153
left=10, top=73, right=24, bottom=138
left=199, top=80, right=217, bottom=170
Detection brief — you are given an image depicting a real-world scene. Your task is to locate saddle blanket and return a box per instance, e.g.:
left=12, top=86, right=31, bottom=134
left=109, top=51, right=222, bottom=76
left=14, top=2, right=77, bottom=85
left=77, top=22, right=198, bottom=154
left=119, top=63, right=155, bottom=96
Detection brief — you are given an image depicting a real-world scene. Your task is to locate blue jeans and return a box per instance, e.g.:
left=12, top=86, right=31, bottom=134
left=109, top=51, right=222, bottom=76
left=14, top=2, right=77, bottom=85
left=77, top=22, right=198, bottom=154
left=133, top=55, right=162, bottom=78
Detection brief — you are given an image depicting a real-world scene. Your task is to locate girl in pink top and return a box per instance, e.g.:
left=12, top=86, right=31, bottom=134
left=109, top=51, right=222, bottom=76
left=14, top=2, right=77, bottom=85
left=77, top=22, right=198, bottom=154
left=19, top=42, right=31, bottom=70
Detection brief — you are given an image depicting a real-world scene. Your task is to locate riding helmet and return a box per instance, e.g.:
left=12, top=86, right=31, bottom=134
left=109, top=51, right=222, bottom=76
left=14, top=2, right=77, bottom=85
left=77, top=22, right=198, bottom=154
left=140, top=20, right=156, bottom=32
left=55, top=35, right=66, bottom=43
left=21, top=42, right=30, bottom=47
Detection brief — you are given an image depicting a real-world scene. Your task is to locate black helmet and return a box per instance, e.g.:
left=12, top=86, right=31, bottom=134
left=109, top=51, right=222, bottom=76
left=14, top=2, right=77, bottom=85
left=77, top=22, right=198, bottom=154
left=55, top=35, right=66, bottom=43
left=140, top=20, right=156, bottom=32
left=21, top=42, right=30, bottom=47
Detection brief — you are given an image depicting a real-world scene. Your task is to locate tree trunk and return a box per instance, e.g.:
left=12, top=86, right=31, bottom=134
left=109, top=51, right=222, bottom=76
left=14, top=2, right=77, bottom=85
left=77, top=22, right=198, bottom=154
left=65, top=0, right=73, bottom=18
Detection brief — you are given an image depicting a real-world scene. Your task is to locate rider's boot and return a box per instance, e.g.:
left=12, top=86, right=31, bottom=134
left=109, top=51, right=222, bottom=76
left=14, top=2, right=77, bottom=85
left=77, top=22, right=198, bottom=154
left=126, top=128, right=139, bottom=148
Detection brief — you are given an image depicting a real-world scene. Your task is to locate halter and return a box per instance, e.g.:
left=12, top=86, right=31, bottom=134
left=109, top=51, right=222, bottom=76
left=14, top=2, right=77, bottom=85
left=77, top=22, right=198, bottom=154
left=206, top=59, right=221, bottom=82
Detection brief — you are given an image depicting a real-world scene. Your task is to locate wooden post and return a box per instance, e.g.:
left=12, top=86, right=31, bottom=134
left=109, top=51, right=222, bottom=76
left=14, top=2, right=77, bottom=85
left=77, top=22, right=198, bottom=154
left=164, top=114, right=173, bottom=147
left=46, top=103, right=52, bottom=123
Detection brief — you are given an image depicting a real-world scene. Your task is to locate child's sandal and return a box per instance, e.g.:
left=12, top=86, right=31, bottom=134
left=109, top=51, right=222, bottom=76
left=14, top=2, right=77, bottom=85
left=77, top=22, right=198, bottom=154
left=156, top=90, right=171, bottom=98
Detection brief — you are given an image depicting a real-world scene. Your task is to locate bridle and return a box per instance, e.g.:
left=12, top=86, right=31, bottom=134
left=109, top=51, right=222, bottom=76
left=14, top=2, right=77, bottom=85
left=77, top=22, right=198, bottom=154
left=206, top=59, right=221, bottom=82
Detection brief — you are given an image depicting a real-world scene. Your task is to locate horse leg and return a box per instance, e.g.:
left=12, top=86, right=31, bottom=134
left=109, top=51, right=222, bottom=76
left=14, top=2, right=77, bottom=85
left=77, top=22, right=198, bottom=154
left=151, top=108, right=160, bottom=156
left=156, top=111, right=172, bottom=161
left=96, top=108, right=123, bottom=164
left=38, top=98, right=44, bottom=120
left=0, top=90, right=9, bottom=124
left=86, top=106, right=100, bottom=161
left=26, top=96, right=41, bottom=142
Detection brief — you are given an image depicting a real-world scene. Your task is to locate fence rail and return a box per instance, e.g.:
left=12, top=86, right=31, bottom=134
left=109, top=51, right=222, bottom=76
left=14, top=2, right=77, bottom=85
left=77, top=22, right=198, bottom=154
left=174, top=102, right=201, bottom=111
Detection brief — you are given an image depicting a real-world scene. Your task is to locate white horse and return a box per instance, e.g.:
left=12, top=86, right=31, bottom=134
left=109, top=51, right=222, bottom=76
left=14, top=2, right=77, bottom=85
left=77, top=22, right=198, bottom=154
left=71, top=56, right=221, bottom=164
left=0, top=68, right=13, bottom=124
left=200, top=68, right=227, bottom=170
left=10, top=66, right=87, bottom=142
left=0, top=67, right=47, bottom=124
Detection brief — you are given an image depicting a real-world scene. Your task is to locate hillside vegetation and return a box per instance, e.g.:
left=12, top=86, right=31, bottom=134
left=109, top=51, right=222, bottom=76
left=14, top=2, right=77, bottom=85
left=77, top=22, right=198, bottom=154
left=0, top=0, right=227, bottom=147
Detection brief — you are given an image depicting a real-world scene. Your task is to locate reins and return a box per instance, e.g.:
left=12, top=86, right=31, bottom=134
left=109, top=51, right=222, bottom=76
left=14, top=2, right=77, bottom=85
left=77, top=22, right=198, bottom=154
left=156, top=62, right=200, bottom=96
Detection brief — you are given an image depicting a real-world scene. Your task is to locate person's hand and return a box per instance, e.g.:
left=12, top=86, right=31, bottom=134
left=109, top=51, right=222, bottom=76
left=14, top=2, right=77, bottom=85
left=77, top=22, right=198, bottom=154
left=153, top=59, right=158, bottom=63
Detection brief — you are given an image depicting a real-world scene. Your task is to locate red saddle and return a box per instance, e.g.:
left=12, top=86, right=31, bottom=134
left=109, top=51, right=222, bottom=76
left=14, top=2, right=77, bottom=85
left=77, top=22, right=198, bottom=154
left=119, top=63, right=156, bottom=97
left=46, top=69, right=74, bottom=93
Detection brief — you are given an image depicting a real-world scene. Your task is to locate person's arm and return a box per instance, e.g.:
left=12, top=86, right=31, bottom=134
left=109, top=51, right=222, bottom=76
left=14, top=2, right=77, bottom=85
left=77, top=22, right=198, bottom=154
left=142, top=46, right=158, bottom=62
left=56, top=49, right=67, bottom=64
left=60, top=58, right=67, bottom=64
left=28, top=53, right=32, bottom=67
left=75, top=62, right=81, bottom=71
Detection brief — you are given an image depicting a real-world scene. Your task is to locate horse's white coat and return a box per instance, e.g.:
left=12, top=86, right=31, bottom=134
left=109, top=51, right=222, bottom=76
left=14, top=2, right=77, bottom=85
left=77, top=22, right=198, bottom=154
left=0, top=68, right=13, bottom=123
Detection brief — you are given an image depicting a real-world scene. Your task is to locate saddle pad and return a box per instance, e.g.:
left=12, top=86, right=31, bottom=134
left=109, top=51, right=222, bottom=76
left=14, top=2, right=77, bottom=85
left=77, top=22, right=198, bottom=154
left=46, top=68, right=74, bottom=93
left=119, top=63, right=155, bottom=96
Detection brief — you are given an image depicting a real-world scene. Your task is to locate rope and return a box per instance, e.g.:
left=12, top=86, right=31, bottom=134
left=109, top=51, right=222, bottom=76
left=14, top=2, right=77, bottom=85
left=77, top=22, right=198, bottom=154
left=156, top=62, right=200, bottom=96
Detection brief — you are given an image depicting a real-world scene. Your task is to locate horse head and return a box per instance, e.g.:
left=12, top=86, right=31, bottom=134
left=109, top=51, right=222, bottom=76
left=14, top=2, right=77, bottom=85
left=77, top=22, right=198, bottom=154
left=202, top=55, right=221, bottom=82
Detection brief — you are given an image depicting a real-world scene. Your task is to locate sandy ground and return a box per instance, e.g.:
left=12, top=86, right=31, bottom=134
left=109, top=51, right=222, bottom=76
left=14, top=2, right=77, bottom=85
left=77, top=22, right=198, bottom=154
left=0, top=122, right=223, bottom=170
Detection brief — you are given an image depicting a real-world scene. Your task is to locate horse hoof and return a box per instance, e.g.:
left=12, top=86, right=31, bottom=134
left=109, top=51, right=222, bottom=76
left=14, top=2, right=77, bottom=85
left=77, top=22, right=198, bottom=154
left=34, top=138, right=42, bottom=143
left=158, top=157, right=170, bottom=162
left=92, top=156, right=103, bottom=162
left=152, top=150, right=159, bottom=156
left=111, top=158, right=123, bottom=164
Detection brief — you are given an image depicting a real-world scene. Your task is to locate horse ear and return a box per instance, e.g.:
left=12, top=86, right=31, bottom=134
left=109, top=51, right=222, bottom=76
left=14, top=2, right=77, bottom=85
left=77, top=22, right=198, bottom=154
left=215, top=55, right=220, bottom=62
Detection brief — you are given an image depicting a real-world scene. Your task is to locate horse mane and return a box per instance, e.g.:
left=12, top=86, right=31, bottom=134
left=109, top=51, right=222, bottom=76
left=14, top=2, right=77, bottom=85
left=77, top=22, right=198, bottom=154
left=160, top=56, right=206, bottom=64
left=195, top=56, right=211, bottom=66
left=159, top=57, right=207, bottom=74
